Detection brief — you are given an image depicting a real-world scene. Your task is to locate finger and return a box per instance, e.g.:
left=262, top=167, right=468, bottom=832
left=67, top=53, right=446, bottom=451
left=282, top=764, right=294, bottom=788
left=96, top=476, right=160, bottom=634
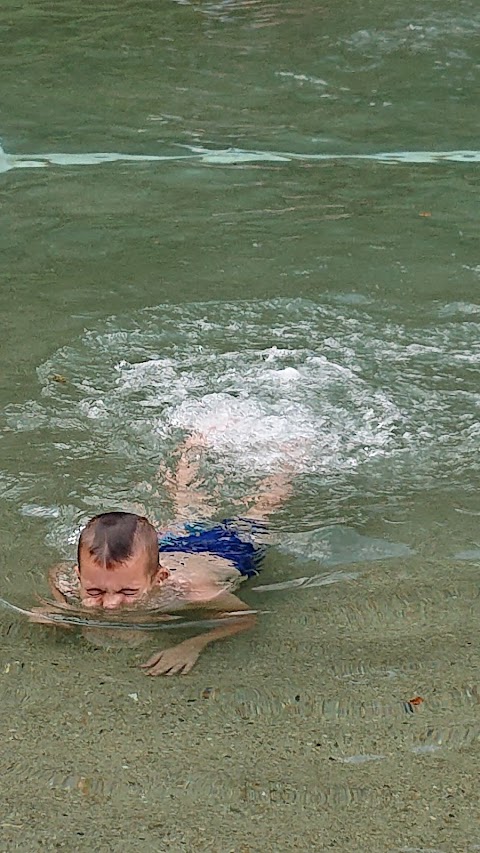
left=144, top=658, right=172, bottom=676
left=145, top=663, right=171, bottom=676
left=139, top=652, right=164, bottom=669
left=144, top=665, right=162, bottom=676
left=166, top=663, right=188, bottom=676
left=166, top=658, right=196, bottom=676
left=146, top=660, right=185, bottom=677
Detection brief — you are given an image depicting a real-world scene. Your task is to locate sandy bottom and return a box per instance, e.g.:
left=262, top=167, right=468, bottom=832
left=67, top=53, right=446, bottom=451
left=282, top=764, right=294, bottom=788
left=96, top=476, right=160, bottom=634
left=0, top=538, right=479, bottom=853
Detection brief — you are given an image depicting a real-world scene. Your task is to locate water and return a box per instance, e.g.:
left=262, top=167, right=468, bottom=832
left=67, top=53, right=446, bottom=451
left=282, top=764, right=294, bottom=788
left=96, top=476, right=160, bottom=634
left=1, top=0, right=480, bottom=850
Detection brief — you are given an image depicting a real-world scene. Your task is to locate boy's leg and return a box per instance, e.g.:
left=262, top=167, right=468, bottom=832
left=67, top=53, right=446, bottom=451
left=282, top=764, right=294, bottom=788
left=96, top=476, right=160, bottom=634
left=160, top=433, right=218, bottom=523
left=160, top=434, right=295, bottom=526
left=239, top=469, right=294, bottom=522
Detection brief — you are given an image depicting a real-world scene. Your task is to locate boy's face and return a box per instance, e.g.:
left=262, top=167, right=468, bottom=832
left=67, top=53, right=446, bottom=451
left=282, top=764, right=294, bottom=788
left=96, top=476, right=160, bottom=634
left=77, top=547, right=162, bottom=609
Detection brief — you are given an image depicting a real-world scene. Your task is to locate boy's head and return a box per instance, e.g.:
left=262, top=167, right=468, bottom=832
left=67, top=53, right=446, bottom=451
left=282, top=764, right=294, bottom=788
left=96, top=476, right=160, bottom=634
left=77, top=512, right=163, bottom=609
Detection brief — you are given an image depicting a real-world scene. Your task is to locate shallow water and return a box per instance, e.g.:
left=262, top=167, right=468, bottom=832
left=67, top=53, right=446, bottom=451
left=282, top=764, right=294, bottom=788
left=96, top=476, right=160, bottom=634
left=1, top=0, right=480, bottom=850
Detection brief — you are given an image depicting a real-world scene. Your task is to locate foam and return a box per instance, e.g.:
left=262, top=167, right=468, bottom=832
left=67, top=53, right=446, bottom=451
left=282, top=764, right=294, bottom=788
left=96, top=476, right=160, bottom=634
left=27, top=300, right=406, bottom=481
left=1, top=296, right=479, bottom=556
left=344, top=12, right=480, bottom=58
left=4, top=138, right=480, bottom=178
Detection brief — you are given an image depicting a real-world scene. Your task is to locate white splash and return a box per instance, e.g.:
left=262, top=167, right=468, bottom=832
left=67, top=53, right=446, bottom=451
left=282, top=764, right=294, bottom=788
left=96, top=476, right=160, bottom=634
left=1, top=296, right=479, bottom=558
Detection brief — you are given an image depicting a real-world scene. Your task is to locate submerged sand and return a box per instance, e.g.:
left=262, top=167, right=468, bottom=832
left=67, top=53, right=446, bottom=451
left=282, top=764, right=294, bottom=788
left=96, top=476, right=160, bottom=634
left=0, top=534, right=479, bottom=853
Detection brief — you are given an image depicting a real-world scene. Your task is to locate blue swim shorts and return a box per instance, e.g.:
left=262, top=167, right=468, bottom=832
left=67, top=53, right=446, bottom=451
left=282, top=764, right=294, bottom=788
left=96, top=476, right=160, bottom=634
left=158, top=518, right=267, bottom=578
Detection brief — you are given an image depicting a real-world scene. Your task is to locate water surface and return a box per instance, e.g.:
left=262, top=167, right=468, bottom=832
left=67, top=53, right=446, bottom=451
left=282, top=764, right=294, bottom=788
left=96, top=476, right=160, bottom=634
left=1, top=0, right=480, bottom=850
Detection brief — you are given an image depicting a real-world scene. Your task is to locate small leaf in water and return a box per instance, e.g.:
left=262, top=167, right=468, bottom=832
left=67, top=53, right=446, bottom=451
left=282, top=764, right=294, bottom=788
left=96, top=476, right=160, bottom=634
left=50, top=373, right=68, bottom=384
left=77, top=777, right=91, bottom=795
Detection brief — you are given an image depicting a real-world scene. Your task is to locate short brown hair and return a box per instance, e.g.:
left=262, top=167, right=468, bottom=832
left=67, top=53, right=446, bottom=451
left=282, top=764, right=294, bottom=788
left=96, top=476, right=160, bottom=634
left=78, top=512, right=159, bottom=575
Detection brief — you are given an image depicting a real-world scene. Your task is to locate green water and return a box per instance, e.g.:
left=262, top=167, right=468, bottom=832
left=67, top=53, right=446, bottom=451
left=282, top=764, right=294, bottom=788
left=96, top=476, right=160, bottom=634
left=1, top=0, right=480, bottom=850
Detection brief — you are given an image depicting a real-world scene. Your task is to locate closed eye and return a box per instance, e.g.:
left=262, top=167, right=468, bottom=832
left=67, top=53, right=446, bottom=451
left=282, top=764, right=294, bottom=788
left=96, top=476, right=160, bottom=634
left=85, top=589, right=140, bottom=597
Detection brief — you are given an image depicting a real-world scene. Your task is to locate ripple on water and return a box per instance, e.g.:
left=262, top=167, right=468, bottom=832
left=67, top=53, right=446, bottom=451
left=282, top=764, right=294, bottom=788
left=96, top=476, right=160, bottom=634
left=343, top=11, right=480, bottom=61
left=0, top=296, right=478, bottom=554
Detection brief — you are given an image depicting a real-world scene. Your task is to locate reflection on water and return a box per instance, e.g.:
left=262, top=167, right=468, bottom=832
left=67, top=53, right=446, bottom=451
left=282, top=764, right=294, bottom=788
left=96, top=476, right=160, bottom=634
left=0, top=595, right=257, bottom=632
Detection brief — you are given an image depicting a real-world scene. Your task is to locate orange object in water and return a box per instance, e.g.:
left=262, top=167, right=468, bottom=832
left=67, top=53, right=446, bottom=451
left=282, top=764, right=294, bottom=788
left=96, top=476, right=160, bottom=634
left=408, top=696, right=424, bottom=706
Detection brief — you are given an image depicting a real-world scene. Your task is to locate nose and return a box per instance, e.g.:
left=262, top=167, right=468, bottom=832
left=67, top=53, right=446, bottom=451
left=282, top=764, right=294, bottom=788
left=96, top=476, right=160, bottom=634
left=102, top=594, right=124, bottom=610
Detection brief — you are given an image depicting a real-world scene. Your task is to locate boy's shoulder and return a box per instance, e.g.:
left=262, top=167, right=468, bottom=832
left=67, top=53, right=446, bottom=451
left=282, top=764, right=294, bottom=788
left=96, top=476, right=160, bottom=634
left=159, top=550, right=244, bottom=608
left=48, top=562, right=80, bottom=604
left=160, top=550, right=240, bottom=576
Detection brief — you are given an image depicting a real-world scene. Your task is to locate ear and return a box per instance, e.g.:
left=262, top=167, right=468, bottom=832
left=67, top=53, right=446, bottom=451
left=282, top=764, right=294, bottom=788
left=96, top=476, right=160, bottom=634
left=153, top=564, right=169, bottom=584
left=74, top=564, right=80, bottom=578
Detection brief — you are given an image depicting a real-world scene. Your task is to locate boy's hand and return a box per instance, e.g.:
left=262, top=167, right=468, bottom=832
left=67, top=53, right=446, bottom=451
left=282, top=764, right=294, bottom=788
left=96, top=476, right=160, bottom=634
left=140, top=637, right=203, bottom=676
left=140, top=599, right=255, bottom=676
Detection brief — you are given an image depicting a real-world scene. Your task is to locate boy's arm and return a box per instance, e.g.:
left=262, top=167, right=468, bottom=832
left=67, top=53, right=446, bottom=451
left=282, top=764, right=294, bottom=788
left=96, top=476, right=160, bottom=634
left=29, top=563, right=76, bottom=626
left=47, top=563, right=72, bottom=604
left=139, top=592, right=256, bottom=676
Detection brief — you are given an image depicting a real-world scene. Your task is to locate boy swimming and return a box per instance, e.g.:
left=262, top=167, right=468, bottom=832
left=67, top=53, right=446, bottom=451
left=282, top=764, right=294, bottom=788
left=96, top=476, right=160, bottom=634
left=46, top=436, right=292, bottom=675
